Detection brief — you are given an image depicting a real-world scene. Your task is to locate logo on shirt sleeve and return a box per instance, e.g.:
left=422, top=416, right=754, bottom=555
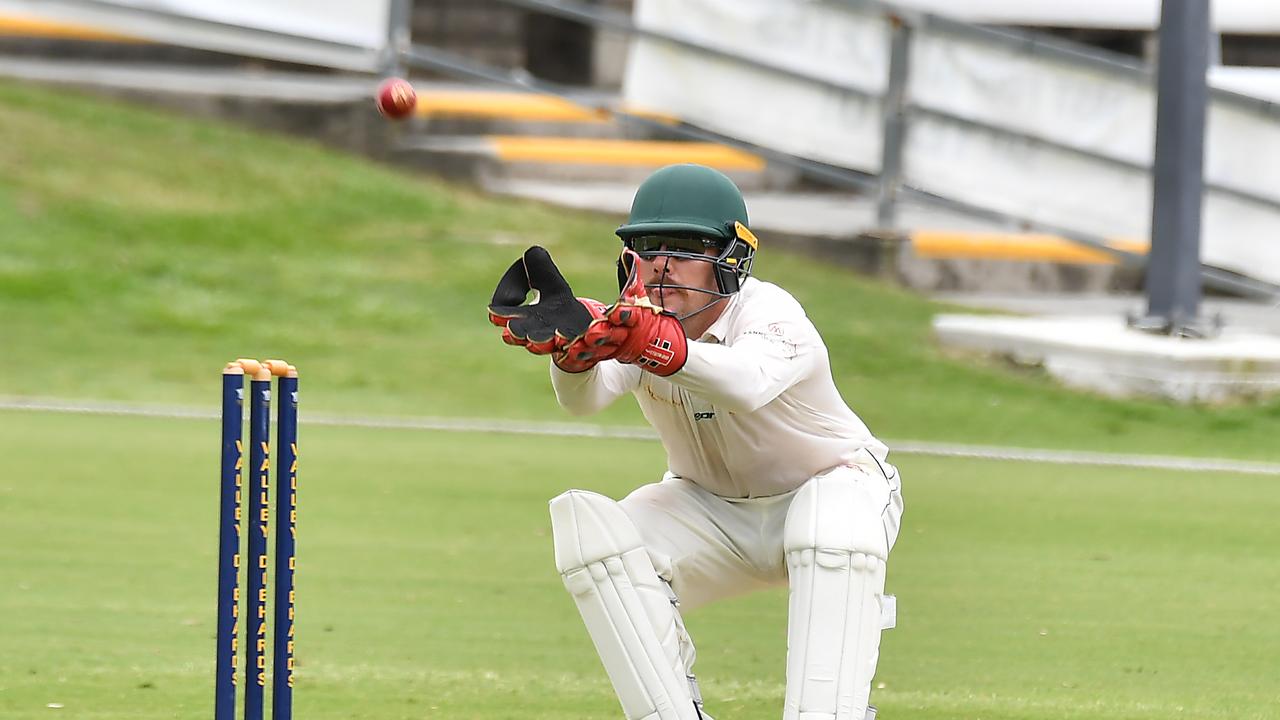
left=741, top=322, right=800, bottom=358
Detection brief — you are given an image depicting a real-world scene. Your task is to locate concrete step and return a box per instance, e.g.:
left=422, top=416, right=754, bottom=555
left=910, top=231, right=1147, bottom=265
left=417, top=89, right=613, bottom=123
left=0, top=56, right=370, bottom=100
left=900, top=230, right=1147, bottom=293
left=413, top=88, right=675, bottom=123
left=0, top=11, right=146, bottom=42
left=408, top=87, right=678, bottom=140
left=399, top=134, right=773, bottom=189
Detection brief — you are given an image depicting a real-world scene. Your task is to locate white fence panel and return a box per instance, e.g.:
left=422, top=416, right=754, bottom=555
left=625, top=0, right=889, bottom=173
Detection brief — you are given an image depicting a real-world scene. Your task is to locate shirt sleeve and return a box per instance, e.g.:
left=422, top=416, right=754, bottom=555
left=666, top=316, right=819, bottom=414
left=549, top=359, right=643, bottom=416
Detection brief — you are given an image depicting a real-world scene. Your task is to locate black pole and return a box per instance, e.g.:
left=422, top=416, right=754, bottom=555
left=876, top=16, right=911, bottom=229
left=1139, top=0, right=1212, bottom=336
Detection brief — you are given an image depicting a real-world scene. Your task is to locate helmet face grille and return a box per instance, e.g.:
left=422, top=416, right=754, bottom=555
left=618, top=229, right=755, bottom=297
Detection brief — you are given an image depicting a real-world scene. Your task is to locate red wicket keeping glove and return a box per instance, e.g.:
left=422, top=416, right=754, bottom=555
left=567, top=249, right=688, bottom=377
left=487, top=246, right=607, bottom=371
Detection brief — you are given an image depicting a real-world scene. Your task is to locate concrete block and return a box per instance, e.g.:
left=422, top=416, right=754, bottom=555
left=934, top=314, right=1280, bottom=403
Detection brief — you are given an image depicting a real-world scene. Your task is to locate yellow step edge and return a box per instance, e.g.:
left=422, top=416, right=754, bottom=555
left=490, top=136, right=766, bottom=171
left=617, top=105, right=682, bottom=125
left=417, top=91, right=607, bottom=122
left=415, top=90, right=679, bottom=125
left=911, top=231, right=1149, bottom=265
left=0, top=14, right=144, bottom=42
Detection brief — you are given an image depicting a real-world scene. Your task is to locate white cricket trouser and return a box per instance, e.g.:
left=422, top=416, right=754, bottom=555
left=618, top=460, right=904, bottom=612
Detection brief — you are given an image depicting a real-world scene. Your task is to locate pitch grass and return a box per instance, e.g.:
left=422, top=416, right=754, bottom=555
left=1, top=78, right=1279, bottom=459
left=2, top=409, right=1278, bottom=719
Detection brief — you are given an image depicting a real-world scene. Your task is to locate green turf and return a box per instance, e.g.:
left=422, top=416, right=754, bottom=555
left=2, top=409, right=1277, bottom=719
left=1, top=77, right=1279, bottom=459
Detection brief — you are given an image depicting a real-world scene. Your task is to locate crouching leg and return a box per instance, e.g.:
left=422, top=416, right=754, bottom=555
left=783, top=471, right=896, bottom=720
left=550, top=490, right=705, bottom=720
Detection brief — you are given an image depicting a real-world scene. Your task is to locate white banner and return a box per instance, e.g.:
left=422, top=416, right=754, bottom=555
left=0, top=0, right=391, bottom=70
left=891, top=0, right=1280, bottom=33
left=908, top=30, right=1155, bottom=168
left=625, top=0, right=889, bottom=172
left=904, top=112, right=1151, bottom=240
left=908, top=26, right=1280, bottom=208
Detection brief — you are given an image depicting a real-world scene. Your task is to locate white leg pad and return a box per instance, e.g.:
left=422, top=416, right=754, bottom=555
left=551, top=490, right=701, bottom=720
left=783, top=474, right=891, bottom=720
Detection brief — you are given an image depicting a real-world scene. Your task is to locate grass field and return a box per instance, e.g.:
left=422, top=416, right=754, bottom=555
left=3, top=410, right=1278, bottom=720
left=3, top=77, right=1280, bottom=719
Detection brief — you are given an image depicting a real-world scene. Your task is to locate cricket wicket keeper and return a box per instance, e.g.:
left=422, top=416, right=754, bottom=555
left=488, top=163, right=904, bottom=720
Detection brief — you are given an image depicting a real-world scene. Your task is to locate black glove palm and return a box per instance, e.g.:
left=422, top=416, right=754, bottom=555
left=488, top=246, right=594, bottom=350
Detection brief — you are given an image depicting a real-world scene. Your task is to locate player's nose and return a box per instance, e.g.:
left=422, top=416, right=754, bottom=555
left=642, top=254, right=672, bottom=281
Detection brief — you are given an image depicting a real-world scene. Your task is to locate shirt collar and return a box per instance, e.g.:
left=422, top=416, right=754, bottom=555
left=700, top=277, right=753, bottom=342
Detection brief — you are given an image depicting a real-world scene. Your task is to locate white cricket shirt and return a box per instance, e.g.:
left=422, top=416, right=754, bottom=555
left=550, top=277, right=891, bottom=499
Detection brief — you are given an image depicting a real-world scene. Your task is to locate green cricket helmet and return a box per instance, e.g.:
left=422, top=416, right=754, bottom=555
left=614, top=163, right=759, bottom=297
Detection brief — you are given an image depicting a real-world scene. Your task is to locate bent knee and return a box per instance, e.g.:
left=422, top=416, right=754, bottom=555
left=783, top=473, right=889, bottom=560
left=549, top=489, right=645, bottom=573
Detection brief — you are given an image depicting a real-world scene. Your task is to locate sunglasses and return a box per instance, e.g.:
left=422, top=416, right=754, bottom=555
left=625, top=234, right=724, bottom=255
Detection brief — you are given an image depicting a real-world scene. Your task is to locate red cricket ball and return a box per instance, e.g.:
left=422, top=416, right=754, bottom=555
left=375, top=77, right=417, bottom=120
